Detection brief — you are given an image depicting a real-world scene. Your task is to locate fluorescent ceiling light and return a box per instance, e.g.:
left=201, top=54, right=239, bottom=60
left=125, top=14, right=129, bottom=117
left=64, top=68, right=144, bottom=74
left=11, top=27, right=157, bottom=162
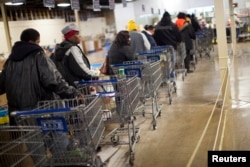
left=126, top=0, right=134, bottom=1
left=5, top=2, right=24, bottom=6
left=57, top=3, right=70, bottom=7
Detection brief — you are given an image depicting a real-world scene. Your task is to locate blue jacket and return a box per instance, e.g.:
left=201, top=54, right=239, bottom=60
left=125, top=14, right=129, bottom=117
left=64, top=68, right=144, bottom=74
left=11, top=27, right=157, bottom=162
left=142, top=30, right=157, bottom=49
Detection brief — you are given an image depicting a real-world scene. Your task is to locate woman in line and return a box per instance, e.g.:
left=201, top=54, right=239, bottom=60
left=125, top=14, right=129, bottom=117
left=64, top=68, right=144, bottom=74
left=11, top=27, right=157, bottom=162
left=108, top=30, right=135, bottom=75
left=142, top=25, right=157, bottom=49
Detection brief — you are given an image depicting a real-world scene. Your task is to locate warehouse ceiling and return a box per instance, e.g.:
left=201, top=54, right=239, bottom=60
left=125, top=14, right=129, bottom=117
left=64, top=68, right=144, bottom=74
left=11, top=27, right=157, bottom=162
left=0, top=0, right=125, bottom=10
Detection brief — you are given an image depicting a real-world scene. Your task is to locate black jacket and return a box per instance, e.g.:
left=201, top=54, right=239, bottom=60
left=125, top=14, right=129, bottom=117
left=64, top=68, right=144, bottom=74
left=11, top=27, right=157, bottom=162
left=153, top=23, right=182, bottom=50
left=180, top=23, right=196, bottom=50
left=107, top=43, right=135, bottom=75
left=0, top=41, right=78, bottom=112
left=53, top=40, right=98, bottom=87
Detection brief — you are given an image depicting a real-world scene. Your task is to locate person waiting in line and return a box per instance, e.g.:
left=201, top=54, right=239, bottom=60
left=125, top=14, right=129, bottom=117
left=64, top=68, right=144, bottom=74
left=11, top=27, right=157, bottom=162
left=107, top=30, right=135, bottom=75
left=141, top=25, right=157, bottom=49
left=127, top=20, right=151, bottom=55
left=190, top=14, right=201, bottom=33
left=153, top=11, right=182, bottom=50
left=53, top=23, right=98, bottom=88
left=0, top=28, right=80, bottom=125
left=176, top=12, right=196, bottom=73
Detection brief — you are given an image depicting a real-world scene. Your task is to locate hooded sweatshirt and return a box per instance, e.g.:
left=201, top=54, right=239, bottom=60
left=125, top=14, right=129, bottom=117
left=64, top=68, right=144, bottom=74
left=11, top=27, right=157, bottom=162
left=0, top=41, right=78, bottom=115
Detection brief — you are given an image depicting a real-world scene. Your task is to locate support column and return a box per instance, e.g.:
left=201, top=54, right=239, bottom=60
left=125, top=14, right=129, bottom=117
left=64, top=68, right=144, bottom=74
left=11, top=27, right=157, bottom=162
left=213, top=0, right=231, bottom=106
left=229, top=0, right=237, bottom=56
left=1, top=3, right=12, bottom=54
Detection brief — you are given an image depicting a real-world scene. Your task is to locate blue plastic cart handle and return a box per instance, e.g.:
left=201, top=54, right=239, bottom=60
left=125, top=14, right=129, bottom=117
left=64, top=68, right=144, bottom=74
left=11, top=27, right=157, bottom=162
left=152, top=45, right=173, bottom=49
left=137, top=50, right=164, bottom=55
left=11, top=107, right=71, bottom=116
left=112, top=62, right=144, bottom=67
left=77, top=79, right=118, bottom=84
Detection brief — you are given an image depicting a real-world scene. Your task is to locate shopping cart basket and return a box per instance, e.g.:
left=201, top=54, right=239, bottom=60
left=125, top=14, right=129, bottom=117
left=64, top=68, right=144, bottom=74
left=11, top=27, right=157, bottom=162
left=75, top=76, right=141, bottom=165
left=176, top=42, right=187, bottom=81
left=0, top=126, right=47, bottom=167
left=111, top=60, right=163, bottom=130
left=196, top=29, right=213, bottom=59
left=11, top=96, right=105, bottom=167
left=137, top=45, right=177, bottom=104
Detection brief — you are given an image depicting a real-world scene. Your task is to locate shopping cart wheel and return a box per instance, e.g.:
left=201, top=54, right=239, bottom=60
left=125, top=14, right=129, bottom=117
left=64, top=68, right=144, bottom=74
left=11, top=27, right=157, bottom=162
left=111, top=135, right=119, bottom=144
left=142, top=111, right=145, bottom=117
left=158, top=111, right=162, bottom=117
left=129, top=153, right=135, bottom=166
left=131, top=135, right=140, bottom=143
left=153, top=121, right=157, bottom=130
left=169, top=97, right=172, bottom=105
left=173, top=82, right=177, bottom=93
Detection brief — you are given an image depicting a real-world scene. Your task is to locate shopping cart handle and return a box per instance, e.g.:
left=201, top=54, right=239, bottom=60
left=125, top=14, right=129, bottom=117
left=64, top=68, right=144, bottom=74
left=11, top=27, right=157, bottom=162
left=76, top=79, right=118, bottom=85
left=11, top=107, right=71, bottom=116
left=112, top=62, right=143, bottom=67
left=137, top=50, right=164, bottom=55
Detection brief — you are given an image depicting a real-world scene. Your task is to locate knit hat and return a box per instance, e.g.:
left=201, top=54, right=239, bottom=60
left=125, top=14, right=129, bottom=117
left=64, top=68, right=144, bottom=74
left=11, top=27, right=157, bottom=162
left=61, top=23, right=79, bottom=39
left=127, top=20, right=138, bottom=31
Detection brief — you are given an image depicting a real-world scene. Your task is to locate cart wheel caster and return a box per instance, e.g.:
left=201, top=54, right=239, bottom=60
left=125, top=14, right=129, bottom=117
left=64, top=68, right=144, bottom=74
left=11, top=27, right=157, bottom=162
left=153, top=121, right=157, bottom=130
left=129, top=153, right=135, bottom=166
left=142, top=111, right=145, bottom=117
left=131, top=135, right=140, bottom=143
left=158, top=111, right=162, bottom=117
left=111, top=135, right=119, bottom=144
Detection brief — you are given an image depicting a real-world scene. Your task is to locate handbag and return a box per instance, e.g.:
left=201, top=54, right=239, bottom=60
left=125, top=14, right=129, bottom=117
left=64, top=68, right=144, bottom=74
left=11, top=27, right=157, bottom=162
left=99, top=56, right=109, bottom=75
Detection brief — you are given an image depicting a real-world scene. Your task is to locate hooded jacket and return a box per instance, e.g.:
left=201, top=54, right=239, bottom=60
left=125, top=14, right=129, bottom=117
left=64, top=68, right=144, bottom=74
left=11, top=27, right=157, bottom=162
left=0, top=41, right=78, bottom=112
left=53, top=40, right=98, bottom=87
left=153, top=12, right=182, bottom=50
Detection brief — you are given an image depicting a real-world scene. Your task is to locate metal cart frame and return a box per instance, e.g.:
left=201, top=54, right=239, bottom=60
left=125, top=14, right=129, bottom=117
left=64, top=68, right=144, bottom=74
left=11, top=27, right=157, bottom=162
left=76, top=76, right=141, bottom=165
left=111, top=61, right=163, bottom=130
left=0, top=126, right=47, bottom=167
left=12, top=96, right=105, bottom=167
left=137, top=45, right=177, bottom=104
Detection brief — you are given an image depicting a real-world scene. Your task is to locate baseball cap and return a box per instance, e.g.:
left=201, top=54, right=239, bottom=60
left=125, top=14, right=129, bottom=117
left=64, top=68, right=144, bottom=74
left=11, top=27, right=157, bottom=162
left=61, top=23, right=79, bottom=35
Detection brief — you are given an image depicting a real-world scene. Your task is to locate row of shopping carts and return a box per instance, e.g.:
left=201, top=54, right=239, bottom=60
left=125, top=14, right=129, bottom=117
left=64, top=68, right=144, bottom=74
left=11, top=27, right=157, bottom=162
left=0, top=75, right=142, bottom=166
left=0, top=44, right=190, bottom=167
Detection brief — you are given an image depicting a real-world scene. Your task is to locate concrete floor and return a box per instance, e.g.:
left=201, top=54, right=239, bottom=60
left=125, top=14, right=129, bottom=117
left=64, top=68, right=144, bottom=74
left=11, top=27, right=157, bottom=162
left=88, top=42, right=250, bottom=167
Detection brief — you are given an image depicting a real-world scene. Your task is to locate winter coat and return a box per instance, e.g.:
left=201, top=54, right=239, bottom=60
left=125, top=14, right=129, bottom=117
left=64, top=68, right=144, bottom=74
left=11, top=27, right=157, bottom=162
left=53, top=40, right=98, bottom=87
left=129, top=31, right=150, bottom=55
left=153, top=22, right=182, bottom=50
left=107, top=43, right=135, bottom=75
left=0, top=41, right=78, bottom=112
left=179, top=23, right=196, bottom=50
left=141, top=30, right=157, bottom=49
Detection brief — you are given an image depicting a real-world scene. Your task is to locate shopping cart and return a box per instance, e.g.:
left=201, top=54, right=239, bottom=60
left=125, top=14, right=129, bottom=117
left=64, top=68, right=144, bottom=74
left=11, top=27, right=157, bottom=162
left=176, top=42, right=187, bottom=81
left=196, top=29, right=214, bottom=59
left=75, top=76, right=141, bottom=165
left=0, top=126, right=47, bottom=167
left=190, top=39, right=198, bottom=71
left=111, top=60, right=163, bottom=130
left=137, top=45, right=177, bottom=104
left=11, top=96, right=105, bottom=167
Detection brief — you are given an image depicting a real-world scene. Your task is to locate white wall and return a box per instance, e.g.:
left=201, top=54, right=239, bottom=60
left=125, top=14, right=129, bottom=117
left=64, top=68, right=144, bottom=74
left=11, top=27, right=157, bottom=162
left=114, top=3, right=136, bottom=32
left=113, top=0, right=215, bottom=32
left=0, top=17, right=106, bottom=54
